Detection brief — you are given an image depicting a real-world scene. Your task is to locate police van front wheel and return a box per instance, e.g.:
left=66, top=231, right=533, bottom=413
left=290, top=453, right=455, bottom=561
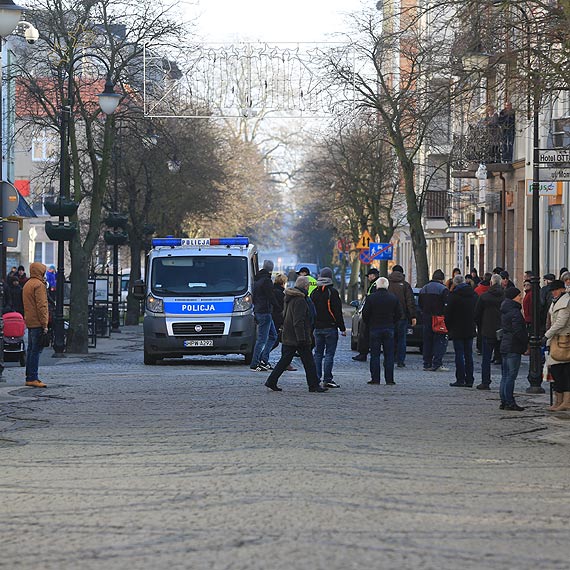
left=144, top=349, right=158, bottom=365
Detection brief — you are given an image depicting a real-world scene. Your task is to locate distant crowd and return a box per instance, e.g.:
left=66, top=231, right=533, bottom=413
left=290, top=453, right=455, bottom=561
left=250, top=260, right=570, bottom=413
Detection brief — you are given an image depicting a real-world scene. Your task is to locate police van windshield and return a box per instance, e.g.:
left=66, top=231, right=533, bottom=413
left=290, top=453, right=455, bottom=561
left=151, top=256, right=248, bottom=296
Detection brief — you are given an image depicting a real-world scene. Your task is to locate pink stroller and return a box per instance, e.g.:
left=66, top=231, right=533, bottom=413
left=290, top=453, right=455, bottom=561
left=3, top=312, right=26, bottom=367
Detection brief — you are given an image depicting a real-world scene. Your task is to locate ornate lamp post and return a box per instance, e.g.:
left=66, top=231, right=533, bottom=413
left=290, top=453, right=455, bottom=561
left=46, top=57, right=121, bottom=356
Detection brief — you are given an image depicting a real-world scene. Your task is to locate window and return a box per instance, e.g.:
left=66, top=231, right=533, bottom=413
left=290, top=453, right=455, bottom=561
left=31, top=129, right=57, bottom=162
left=34, top=242, right=56, bottom=266
left=32, top=191, right=57, bottom=216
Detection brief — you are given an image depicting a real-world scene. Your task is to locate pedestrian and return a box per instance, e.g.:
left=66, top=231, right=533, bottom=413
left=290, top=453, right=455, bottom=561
left=500, top=270, right=515, bottom=289
left=543, top=280, right=570, bottom=411
left=419, top=269, right=449, bottom=372
left=561, top=270, right=570, bottom=292
left=474, top=274, right=504, bottom=390
left=522, top=279, right=532, bottom=331
left=310, top=267, right=346, bottom=388
left=22, top=262, right=49, bottom=388
left=445, top=268, right=461, bottom=291
left=362, top=277, right=402, bottom=385
left=499, top=287, right=528, bottom=411
left=352, top=267, right=380, bottom=362
left=296, top=266, right=317, bottom=296
left=470, top=268, right=481, bottom=286
left=264, top=276, right=327, bottom=392
left=17, top=265, right=28, bottom=287
left=445, top=274, right=477, bottom=387
left=46, top=265, right=57, bottom=291
left=250, top=260, right=278, bottom=371
left=388, top=264, right=416, bottom=368
left=474, top=272, right=492, bottom=296
left=6, top=266, right=17, bottom=281
left=7, top=277, right=24, bottom=316
left=271, top=273, right=297, bottom=371
left=559, top=267, right=569, bottom=280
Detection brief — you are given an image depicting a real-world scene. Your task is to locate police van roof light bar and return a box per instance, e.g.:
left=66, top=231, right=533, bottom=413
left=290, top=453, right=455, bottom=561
left=151, top=237, right=249, bottom=248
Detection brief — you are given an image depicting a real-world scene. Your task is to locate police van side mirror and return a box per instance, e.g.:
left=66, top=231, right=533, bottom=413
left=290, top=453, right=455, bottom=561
left=131, top=279, right=146, bottom=300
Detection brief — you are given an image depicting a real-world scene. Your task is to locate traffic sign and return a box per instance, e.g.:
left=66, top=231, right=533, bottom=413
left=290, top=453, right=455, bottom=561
left=355, top=230, right=372, bottom=250
left=369, top=242, right=394, bottom=261
left=0, top=220, right=19, bottom=247
left=537, top=150, right=570, bottom=164
left=359, top=250, right=372, bottom=265
left=1, top=181, right=19, bottom=217
left=538, top=168, right=570, bottom=182
left=337, top=238, right=350, bottom=252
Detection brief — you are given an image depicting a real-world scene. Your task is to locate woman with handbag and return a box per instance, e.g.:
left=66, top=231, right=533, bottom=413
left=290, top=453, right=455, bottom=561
left=544, top=280, right=570, bottom=411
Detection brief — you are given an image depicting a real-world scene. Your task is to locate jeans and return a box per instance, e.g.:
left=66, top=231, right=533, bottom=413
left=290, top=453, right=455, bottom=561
left=394, top=318, right=408, bottom=364
left=422, top=322, right=447, bottom=369
left=500, top=353, right=522, bottom=406
left=369, top=326, right=395, bottom=383
left=453, top=338, right=474, bottom=385
left=266, top=344, right=319, bottom=389
left=251, top=313, right=278, bottom=367
left=313, top=328, right=339, bottom=382
left=25, top=327, right=44, bottom=381
left=481, top=336, right=498, bottom=385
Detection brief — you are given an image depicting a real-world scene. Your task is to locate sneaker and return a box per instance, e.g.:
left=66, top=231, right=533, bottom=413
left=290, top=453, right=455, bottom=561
left=25, top=380, right=47, bottom=388
left=352, top=354, right=367, bottom=362
left=476, top=383, right=491, bottom=390
left=253, top=364, right=270, bottom=372
left=397, top=362, right=405, bottom=368
left=260, top=361, right=273, bottom=370
left=324, top=380, right=340, bottom=388
left=432, top=366, right=450, bottom=372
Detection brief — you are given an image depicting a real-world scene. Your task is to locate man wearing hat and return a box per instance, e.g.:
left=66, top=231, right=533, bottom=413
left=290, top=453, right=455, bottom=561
left=388, top=264, right=416, bottom=367
left=352, top=268, right=380, bottom=362
left=296, top=267, right=317, bottom=296
left=500, top=270, right=515, bottom=289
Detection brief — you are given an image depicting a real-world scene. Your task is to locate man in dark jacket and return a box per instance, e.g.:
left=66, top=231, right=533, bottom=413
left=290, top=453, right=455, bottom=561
left=500, top=270, right=515, bottom=289
left=353, top=268, right=380, bottom=362
left=499, top=287, right=528, bottom=411
left=362, top=277, right=402, bottom=385
left=474, top=274, right=504, bottom=389
left=445, top=275, right=477, bottom=387
left=388, top=264, right=416, bottom=368
left=310, top=267, right=346, bottom=388
left=251, top=260, right=278, bottom=371
left=264, top=276, right=327, bottom=392
left=419, top=269, right=449, bottom=372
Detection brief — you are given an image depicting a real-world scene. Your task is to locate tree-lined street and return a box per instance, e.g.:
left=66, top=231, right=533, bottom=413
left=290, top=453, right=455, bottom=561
left=1, top=323, right=569, bottom=569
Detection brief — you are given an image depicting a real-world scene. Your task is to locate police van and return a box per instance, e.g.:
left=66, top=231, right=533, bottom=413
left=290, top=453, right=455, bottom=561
left=134, top=237, right=258, bottom=365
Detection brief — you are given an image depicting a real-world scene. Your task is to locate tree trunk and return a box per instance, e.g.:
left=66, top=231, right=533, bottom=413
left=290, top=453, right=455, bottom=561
left=125, top=238, right=144, bottom=326
left=402, top=160, right=429, bottom=287
left=67, top=245, right=90, bottom=354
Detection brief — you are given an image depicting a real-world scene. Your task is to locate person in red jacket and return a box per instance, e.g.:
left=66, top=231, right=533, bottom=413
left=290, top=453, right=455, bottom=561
left=474, top=272, right=492, bottom=296
left=522, top=279, right=532, bottom=328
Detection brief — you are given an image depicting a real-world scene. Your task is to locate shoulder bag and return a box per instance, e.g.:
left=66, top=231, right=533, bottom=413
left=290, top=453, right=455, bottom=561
left=40, top=329, right=53, bottom=348
left=431, top=315, right=448, bottom=334
left=550, top=333, right=570, bottom=361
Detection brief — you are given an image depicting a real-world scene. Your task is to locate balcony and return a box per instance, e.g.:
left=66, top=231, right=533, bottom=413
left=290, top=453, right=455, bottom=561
left=447, top=190, right=480, bottom=231
left=423, top=190, right=449, bottom=231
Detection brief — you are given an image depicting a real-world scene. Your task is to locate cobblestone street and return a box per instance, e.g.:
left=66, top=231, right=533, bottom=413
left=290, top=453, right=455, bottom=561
left=1, top=324, right=569, bottom=570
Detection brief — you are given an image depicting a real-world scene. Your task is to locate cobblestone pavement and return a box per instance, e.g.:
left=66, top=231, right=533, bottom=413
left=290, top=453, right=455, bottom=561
left=1, top=322, right=569, bottom=570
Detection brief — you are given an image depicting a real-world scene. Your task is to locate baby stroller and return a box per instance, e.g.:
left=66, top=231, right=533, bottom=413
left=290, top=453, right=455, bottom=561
left=3, top=311, right=26, bottom=367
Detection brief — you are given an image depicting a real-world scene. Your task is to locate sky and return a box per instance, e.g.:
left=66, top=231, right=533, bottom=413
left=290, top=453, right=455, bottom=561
left=182, top=0, right=366, bottom=43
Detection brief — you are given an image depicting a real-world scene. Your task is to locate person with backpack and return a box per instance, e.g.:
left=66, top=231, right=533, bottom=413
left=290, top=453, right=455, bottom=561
left=310, top=267, right=346, bottom=389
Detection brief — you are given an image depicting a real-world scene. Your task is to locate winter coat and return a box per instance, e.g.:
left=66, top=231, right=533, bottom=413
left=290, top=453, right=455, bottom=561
left=474, top=280, right=490, bottom=296
left=545, top=293, right=570, bottom=366
left=418, top=280, right=448, bottom=317
left=522, top=290, right=533, bottom=324
left=252, top=269, right=275, bottom=315
left=362, top=289, right=402, bottom=329
left=272, top=283, right=285, bottom=329
left=46, top=270, right=57, bottom=290
left=22, top=262, right=49, bottom=329
left=499, top=299, right=528, bottom=355
left=444, top=282, right=477, bottom=339
left=387, top=271, right=416, bottom=321
left=310, top=284, right=346, bottom=331
left=281, top=287, right=313, bottom=346
left=7, top=281, right=24, bottom=315
left=474, top=284, right=504, bottom=339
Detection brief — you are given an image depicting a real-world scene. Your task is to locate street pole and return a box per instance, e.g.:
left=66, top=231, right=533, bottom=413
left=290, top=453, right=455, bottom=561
left=0, top=37, right=5, bottom=378
left=111, top=122, right=120, bottom=333
left=528, top=95, right=544, bottom=393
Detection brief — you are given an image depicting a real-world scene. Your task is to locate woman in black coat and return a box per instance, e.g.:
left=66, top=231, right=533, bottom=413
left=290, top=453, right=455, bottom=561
left=271, top=274, right=296, bottom=370
left=499, top=287, right=528, bottom=411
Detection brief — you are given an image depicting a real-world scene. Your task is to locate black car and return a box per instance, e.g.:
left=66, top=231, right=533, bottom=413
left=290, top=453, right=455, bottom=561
left=350, top=288, right=423, bottom=352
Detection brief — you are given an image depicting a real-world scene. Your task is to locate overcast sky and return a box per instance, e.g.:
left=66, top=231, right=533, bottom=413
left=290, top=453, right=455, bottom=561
left=182, top=0, right=366, bottom=43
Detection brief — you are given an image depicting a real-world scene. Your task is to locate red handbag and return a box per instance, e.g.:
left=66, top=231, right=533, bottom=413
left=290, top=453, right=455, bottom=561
left=431, top=315, right=448, bottom=334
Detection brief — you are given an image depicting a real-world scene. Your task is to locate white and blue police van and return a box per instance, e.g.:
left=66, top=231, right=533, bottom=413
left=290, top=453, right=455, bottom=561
left=135, top=237, right=258, bottom=365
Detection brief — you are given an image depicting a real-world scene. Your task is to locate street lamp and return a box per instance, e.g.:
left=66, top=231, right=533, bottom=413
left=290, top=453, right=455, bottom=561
left=47, top=54, right=121, bottom=356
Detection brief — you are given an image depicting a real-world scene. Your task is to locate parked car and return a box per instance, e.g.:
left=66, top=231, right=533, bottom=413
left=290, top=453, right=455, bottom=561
left=350, top=287, right=423, bottom=352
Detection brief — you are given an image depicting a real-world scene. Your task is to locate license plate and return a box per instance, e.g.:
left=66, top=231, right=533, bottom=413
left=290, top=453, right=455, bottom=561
left=407, top=328, right=414, bottom=335
left=184, top=339, right=214, bottom=347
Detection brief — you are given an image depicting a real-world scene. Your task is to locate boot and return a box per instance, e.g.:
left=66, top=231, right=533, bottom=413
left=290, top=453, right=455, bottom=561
left=548, top=392, right=564, bottom=411
left=552, top=392, right=570, bottom=412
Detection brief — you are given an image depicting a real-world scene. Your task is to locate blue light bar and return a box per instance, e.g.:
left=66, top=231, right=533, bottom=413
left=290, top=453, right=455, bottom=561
left=151, top=237, right=249, bottom=248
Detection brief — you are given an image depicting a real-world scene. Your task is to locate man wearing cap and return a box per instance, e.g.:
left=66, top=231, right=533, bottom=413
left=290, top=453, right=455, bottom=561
left=352, top=268, right=380, bottom=362
left=388, top=264, right=416, bottom=367
left=362, top=277, right=402, bottom=384
left=419, top=269, right=449, bottom=372
left=500, top=270, right=515, bottom=289
left=310, top=267, right=346, bottom=388
left=296, top=267, right=317, bottom=296
left=250, top=260, right=278, bottom=371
